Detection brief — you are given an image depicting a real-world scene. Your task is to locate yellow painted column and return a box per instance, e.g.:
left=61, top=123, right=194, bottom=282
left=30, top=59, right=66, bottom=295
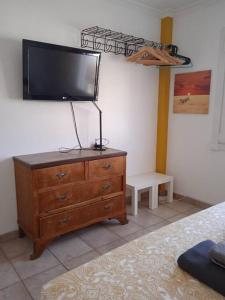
left=156, top=17, right=173, bottom=174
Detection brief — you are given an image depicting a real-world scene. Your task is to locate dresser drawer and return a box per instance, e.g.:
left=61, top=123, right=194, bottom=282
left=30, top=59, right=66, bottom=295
left=38, top=184, right=85, bottom=214
left=40, top=195, right=125, bottom=238
left=40, top=210, right=77, bottom=238
left=97, top=196, right=125, bottom=217
left=34, top=162, right=85, bottom=189
left=86, top=176, right=123, bottom=200
left=89, top=157, right=124, bottom=179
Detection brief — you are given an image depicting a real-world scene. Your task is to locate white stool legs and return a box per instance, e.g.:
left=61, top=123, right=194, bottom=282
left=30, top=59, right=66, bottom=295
left=165, top=179, right=173, bottom=203
left=127, top=173, right=174, bottom=216
left=130, top=180, right=173, bottom=215
left=131, top=185, right=160, bottom=215
left=131, top=188, right=138, bottom=216
left=149, top=186, right=158, bottom=210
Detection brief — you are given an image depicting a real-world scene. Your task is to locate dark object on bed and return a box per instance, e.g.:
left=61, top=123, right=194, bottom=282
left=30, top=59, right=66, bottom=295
left=209, top=241, right=225, bottom=269
left=177, top=240, right=225, bottom=297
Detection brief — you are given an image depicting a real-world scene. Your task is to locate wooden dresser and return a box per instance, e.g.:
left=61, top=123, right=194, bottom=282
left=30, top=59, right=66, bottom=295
left=13, top=148, right=127, bottom=259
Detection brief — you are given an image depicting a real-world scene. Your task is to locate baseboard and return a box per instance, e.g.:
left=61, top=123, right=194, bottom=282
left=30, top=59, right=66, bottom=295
left=173, top=193, right=185, bottom=200
left=173, top=193, right=212, bottom=209
left=0, top=230, right=18, bottom=243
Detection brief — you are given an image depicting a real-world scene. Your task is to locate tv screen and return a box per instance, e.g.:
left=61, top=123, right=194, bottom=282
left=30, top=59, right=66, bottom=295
left=23, top=39, right=101, bottom=101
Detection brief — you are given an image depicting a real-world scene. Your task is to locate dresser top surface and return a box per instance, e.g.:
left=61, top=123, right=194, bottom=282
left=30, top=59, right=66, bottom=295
left=13, top=148, right=127, bottom=169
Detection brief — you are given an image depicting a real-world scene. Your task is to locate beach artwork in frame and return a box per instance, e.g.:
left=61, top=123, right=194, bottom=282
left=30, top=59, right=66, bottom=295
left=174, top=70, right=211, bottom=114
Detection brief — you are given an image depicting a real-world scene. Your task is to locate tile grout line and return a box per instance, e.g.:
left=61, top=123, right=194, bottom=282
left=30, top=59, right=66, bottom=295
left=146, top=204, right=201, bottom=220
left=19, top=280, right=34, bottom=300
left=0, top=249, right=20, bottom=291
left=45, top=226, right=127, bottom=270
left=19, top=259, right=65, bottom=300
left=0, top=239, right=64, bottom=281
left=75, top=214, right=169, bottom=254
left=0, top=249, right=34, bottom=299
left=50, top=231, right=104, bottom=269
left=0, top=280, right=34, bottom=300
left=150, top=210, right=183, bottom=219
left=129, top=212, right=169, bottom=226
left=23, top=260, right=65, bottom=280
left=78, top=228, right=126, bottom=254
left=100, top=222, right=144, bottom=241
left=21, top=262, right=68, bottom=298
left=46, top=246, right=69, bottom=271
left=56, top=224, right=130, bottom=268
left=0, top=244, right=32, bottom=261
left=2, top=244, right=65, bottom=298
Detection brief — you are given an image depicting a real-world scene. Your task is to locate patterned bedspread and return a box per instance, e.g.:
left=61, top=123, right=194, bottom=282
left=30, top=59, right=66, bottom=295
left=41, top=203, right=225, bottom=300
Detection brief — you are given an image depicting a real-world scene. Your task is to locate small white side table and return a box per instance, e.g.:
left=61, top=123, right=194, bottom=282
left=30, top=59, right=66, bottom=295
left=126, top=173, right=173, bottom=216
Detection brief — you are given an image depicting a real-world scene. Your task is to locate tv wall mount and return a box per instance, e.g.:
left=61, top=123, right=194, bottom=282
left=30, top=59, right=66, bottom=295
left=81, top=26, right=191, bottom=66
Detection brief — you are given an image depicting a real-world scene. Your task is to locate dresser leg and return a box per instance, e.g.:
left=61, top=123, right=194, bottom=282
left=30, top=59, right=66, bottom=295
left=30, top=239, right=51, bottom=260
left=18, top=227, right=25, bottom=238
left=116, top=214, right=128, bottom=225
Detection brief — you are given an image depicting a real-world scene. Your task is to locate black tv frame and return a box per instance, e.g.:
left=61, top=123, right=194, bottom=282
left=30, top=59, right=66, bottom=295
left=23, top=39, right=101, bottom=101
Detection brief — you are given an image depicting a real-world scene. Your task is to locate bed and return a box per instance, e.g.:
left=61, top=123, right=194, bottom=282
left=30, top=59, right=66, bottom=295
left=41, top=202, right=225, bottom=300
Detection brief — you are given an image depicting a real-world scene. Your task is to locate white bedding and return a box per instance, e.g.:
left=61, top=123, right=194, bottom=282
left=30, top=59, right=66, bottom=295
left=41, top=202, right=225, bottom=300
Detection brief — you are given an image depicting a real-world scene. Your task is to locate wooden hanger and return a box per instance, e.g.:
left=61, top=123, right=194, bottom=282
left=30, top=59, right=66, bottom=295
left=127, top=46, right=183, bottom=66
left=127, top=48, right=151, bottom=62
left=160, top=49, right=183, bottom=65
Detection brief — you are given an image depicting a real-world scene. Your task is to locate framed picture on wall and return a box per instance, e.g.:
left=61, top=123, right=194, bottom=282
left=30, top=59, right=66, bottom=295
left=174, top=70, right=212, bottom=114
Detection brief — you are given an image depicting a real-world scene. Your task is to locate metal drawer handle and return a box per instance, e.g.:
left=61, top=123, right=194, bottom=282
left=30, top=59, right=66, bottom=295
left=102, top=183, right=111, bottom=191
left=102, top=164, right=111, bottom=170
left=59, top=217, right=71, bottom=225
left=104, top=204, right=113, bottom=210
left=56, top=172, right=67, bottom=179
left=56, top=193, right=68, bottom=201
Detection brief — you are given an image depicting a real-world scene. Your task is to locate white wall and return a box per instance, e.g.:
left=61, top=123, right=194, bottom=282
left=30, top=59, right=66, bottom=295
left=167, top=1, right=225, bottom=205
left=0, top=0, right=160, bottom=234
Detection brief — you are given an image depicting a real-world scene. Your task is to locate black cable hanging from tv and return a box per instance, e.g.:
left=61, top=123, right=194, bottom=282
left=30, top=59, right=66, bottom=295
left=70, top=102, right=82, bottom=149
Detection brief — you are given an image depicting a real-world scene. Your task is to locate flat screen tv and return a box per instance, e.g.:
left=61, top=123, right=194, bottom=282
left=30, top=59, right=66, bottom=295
left=23, top=39, right=101, bottom=101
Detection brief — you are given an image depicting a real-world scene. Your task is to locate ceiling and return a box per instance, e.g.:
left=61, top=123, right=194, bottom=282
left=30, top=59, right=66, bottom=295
left=134, top=0, right=203, bottom=11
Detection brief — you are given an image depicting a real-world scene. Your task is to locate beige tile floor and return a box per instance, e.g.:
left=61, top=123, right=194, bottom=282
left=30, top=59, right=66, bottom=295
left=0, top=198, right=204, bottom=299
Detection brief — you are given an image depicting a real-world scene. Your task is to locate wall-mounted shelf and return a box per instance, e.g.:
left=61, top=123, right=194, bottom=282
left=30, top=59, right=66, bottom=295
left=81, top=26, right=192, bottom=67
left=81, top=26, right=162, bottom=57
